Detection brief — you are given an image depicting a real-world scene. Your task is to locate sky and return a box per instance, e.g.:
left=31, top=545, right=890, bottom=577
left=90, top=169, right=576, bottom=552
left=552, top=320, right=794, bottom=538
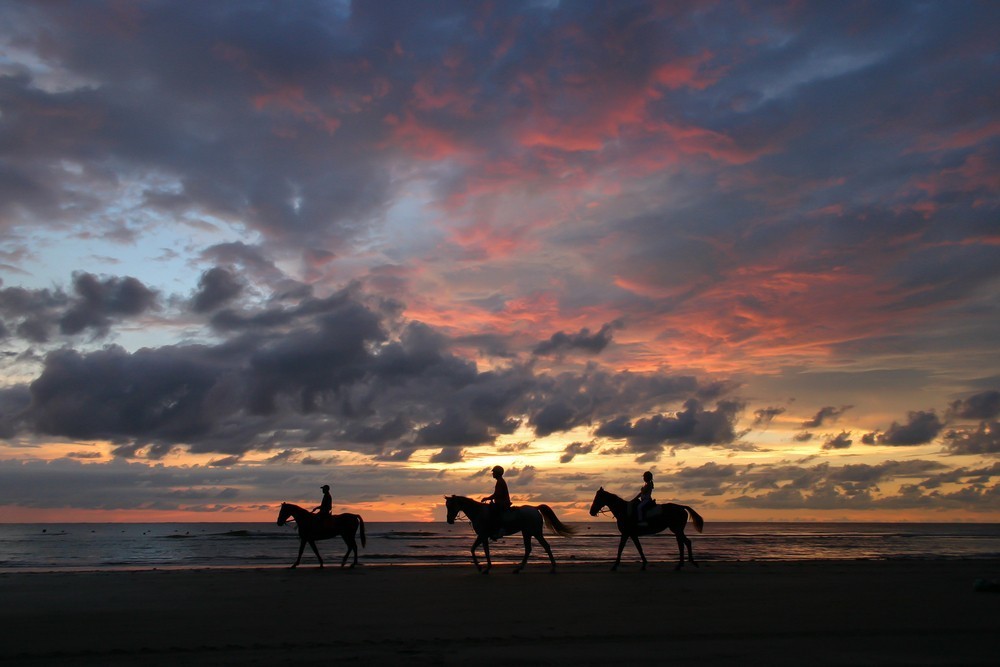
left=0, top=0, right=997, bottom=523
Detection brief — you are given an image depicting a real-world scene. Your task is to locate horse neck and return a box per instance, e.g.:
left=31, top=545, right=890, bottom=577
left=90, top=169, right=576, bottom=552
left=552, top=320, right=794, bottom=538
left=283, top=503, right=311, bottom=522
left=602, top=491, right=629, bottom=518
left=454, top=496, right=484, bottom=517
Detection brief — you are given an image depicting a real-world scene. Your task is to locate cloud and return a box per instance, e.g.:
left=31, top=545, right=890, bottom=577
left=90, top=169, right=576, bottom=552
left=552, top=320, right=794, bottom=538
left=823, top=431, right=853, bottom=450
left=0, top=273, right=157, bottom=343
left=753, top=406, right=786, bottom=427
left=595, top=399, right=743, bottom=460
left=533, top=322, right=620, bottom=356
left=560, top=441, right=596, bottom=464
left=191, top=267, right=244, bottom=313
left=948, top=390, right=1000, bottom=421
left=4, top=286, right=735, bottom=463
left=59, top=273, right=159, bottom=336
left=0, top=2, right=998, bottom=519
left=801, top=405, right=852, bottom=429
left=866, top=410, right=945, bottom=446
left=942, top=422, right=1000, bottom=456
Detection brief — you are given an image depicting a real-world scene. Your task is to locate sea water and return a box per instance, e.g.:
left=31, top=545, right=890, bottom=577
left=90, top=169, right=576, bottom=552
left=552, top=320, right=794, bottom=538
left=0, top=522, right=997, bottom=571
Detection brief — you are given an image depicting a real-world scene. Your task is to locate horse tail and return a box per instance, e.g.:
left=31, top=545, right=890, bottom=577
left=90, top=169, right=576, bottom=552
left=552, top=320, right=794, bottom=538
left=684, top=506, right=704, bottom=533
left=536, top=504, right=576, bottom=537
left=356, top=514, right=366, bottom=548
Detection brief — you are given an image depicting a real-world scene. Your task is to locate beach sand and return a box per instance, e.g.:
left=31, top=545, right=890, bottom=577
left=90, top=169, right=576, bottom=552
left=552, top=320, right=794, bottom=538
left=1, top=559, right=998, bottom=666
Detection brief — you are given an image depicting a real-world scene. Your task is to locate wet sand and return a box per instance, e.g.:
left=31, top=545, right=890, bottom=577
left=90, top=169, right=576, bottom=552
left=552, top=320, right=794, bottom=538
left=1, top=559, right=998, bottom=665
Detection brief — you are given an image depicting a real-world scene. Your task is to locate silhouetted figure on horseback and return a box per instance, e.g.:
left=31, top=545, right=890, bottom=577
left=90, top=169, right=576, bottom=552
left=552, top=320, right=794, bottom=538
left=277, top=501, right=366, bottom=568
left=312, top=484, right=333, bottom=528
left=446, top=494, right=575, bottom=574
left=480, top=465, right=511, bottom=540
left=590, top=486, right=704, bottom=571
left=632, top=471, right=654, bottom=526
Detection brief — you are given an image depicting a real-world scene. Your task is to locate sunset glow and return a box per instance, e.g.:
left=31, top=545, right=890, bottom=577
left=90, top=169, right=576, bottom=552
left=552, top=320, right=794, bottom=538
left=0, top=1, right=997, bottom=523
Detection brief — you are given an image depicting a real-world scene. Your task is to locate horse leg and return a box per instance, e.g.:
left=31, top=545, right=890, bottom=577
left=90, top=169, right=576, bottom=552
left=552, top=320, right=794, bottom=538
left=481, top=534, right=493, bottom=574
left=291, top=538, right=307, bottom=568
left=513, top=532, right=531, bottom=574
left=306, top=539, right=323, bottom=568
left=536, top=533, right=556, bottom=574
left=630, top=534, right=648, bottom=570
left=469, top=535, right=484, bottom=573
left=612, top=534, right=628, bottom=571
left=342, top=534, right=358, bottom=568
left=672, top=530, right=685, bottom=570
left=682, top=530, right=697, bottom=567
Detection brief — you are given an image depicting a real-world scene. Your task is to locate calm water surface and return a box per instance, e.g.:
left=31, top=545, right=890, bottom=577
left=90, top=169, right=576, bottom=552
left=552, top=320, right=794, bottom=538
left=0, top=522, right=997, bottom=571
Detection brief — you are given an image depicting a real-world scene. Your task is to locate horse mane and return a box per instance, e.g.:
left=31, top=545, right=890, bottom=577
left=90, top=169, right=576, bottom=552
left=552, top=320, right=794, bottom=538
left=599, top=488, right=626, bottom=504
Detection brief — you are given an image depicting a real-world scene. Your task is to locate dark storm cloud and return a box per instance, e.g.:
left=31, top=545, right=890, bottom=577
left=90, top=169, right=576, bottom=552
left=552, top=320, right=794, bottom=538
left=595, top=399, right=743, bottom=460
left=533, top=322, right=619, bottom=357
left=948, top=391, right=1000, bottom=421
left=0, top=273, right=157, bottom=342
left=865, top=410, right=945, bottom=446
left=191, top=267, right=243, bottom=313
left=0, top=384, right=30, bottom=438
left=801, top=405, right=852, bottom=429
left=7, top=287, right=734, bottom=459
left=59, top=272, right=158, bottom=336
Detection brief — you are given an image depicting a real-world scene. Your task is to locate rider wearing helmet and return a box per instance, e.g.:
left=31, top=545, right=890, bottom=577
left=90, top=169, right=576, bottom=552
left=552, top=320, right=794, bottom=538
left=313, top=484, right=333, bottom=524
left=481, top=465, right=511, bottom=540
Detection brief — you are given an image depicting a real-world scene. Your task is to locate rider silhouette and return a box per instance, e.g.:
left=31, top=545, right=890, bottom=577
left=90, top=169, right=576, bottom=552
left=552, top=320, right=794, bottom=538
left=633, top=471, right=654, bottom=525
left=481, top=465, right=511, bottom=540
left=313, top=484, right=332, bottom=524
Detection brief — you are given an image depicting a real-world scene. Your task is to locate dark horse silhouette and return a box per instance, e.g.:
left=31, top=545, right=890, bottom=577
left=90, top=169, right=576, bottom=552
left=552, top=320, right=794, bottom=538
left=445, top=495, right=575, bottom=574
left=276, top=502, right=366, bottom=568
left=589, top=487, right=703, bottom=571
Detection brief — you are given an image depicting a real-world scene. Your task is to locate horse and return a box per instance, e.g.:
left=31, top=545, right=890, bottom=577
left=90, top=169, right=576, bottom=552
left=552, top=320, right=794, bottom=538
left=589, top=487, right=703, bottom=571
left=276, top=502, right=366, bottom=568
left=445, top=495, right=575, bottom=574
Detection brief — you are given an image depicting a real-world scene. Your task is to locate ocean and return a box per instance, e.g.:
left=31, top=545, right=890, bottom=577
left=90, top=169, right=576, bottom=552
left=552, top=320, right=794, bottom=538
left=1, top=521, right=998, bottom=571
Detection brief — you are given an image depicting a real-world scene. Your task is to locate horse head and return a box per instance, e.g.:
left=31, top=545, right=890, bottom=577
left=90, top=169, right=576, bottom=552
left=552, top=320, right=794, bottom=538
left=276, top=502, right=292, bottom=526
left=444, top=495, right=459, bottom=524
left=589, top=487, right=608, bottom=516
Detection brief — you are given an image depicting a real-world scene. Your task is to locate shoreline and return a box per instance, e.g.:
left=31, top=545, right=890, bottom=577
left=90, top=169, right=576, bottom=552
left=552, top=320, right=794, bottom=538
left=1, top=553, right=999, bottom=575
left=2, top=559, right=998, bottom=665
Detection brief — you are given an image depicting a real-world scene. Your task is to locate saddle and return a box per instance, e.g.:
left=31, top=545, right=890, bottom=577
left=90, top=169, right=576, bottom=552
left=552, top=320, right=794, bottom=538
left=629, top=499, right=660, bottom=521
left=642, top=504, right=663, bottom=521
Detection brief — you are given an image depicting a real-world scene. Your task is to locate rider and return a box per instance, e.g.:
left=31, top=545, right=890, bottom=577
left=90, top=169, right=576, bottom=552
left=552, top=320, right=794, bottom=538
left=633, top=471, right=654, bottom=525
left=481, top=465, right=511, bottom=540
left=313, top=484, right=333, bottom=524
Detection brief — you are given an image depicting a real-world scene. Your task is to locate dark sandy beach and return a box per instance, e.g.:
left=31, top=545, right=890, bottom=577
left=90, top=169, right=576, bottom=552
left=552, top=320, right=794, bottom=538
left=1, top=560, right=998, bottom=666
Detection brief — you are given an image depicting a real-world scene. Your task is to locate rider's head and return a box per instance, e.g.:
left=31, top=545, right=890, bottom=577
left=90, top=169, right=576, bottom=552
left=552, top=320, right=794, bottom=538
left=643, top=471, right=653, bottom=482
left=321, top=484, right=330, bottom=491
left=492, top=465, right=504, bottom=478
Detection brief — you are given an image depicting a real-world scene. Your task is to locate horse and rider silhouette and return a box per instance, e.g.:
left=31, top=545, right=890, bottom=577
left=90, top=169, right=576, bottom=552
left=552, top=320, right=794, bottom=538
left=445, top=494, right=576, bottom=574
left=276, top=473, right=704, bottom=572
left=276, top=498, right=366, bottom=569
left=589, top=486, right=703, bottom=570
